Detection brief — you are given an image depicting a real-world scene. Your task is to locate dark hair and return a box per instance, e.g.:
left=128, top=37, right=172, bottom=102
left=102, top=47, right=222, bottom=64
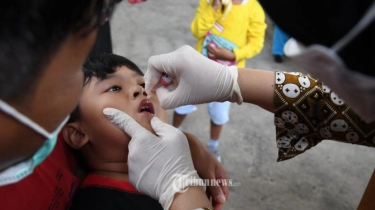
left=68, top=53, right=144, bottom=123
left=0, top=0, right=115, bottom=102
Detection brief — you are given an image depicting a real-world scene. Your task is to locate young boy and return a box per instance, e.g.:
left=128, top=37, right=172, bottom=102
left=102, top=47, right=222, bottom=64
left=62, top=54, right=171, bottom=209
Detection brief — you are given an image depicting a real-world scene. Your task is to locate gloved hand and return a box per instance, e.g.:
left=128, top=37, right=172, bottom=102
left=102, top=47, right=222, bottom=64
left=144, top=45, right=243, bottom=110
left=103, top=108, right=202, bottom=210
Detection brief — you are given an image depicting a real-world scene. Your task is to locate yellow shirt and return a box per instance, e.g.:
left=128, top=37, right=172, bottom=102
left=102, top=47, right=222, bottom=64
left=191, top=0, right=267, bottom=67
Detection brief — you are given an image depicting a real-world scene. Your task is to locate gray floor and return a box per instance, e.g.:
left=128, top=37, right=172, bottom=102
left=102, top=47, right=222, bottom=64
left=111, top=1, right=375, bottom=209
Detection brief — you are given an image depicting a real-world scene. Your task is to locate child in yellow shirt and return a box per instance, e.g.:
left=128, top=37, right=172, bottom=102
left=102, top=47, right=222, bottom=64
left=173, top=0, right=267, bottom=161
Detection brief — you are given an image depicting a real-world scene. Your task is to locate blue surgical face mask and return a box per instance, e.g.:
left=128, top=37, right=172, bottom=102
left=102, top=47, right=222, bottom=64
left=284, top=2, right=375, bottom=123
left=0, top=99, right=69, bottom=186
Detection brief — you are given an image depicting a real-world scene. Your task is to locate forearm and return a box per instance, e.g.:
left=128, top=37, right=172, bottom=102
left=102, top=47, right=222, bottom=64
left=273, top=71, right=375, bottom=161
left=172, top=132, right=215, bottom=210
left=184, top=132, right=204, bottom=169
left=233, top=33, right=265, bottom=61
left=237, top=68, right=275, bottom=113
left=184, top=131, right=228, bottom=209
left=170, top=186, right=212, bottom=210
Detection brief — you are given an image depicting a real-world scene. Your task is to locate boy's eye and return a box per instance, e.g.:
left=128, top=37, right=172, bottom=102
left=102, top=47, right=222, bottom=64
left=140, top=83, right=145, bottom=88
left=107, top=85, right=122, bottom=92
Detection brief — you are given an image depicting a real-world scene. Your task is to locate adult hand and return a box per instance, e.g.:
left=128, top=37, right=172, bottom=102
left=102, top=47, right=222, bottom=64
left=103, top=108, right=202, bottom=210
left=207, top=44, right=236, bottom=61
left=144, top=45, right=243, bottom=109
left=184, top=132, right=228, bottom=210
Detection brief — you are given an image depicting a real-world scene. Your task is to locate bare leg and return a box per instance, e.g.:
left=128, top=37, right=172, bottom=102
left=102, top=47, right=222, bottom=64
left=210, top=120, right=223, bottom=140
left=208, top=120, right=223, bottom=162
left=172, top=112, right=188, bottom=128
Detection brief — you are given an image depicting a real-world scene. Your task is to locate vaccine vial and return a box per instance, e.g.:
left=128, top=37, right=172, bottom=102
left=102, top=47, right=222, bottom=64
left=160, top=73, right=173, bottom=86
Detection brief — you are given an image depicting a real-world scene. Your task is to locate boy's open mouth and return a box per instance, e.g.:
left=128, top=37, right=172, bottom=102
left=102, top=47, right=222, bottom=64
left=138, top=99, right=155, bottom=114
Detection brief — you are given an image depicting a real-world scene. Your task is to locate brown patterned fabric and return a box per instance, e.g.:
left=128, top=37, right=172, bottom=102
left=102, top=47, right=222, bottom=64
left=274, top=71, right=375, bottom=161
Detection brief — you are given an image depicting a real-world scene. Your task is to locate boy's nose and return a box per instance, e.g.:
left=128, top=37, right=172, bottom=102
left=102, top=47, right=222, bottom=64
left=132, top=86, right=147, bottom=98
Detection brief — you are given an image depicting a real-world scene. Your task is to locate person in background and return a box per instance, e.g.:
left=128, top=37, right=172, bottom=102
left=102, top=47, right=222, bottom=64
left=173, top=0, right=267, bottom=162
left=272, top=24, right=290, bottom=63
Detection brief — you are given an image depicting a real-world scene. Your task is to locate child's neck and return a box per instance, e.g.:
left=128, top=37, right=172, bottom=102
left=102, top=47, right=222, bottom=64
left=232, top=0, right=243, bottom=5
left=91, top=170, right=129, bottom=182
left=86, top=156, right=130, bottom=181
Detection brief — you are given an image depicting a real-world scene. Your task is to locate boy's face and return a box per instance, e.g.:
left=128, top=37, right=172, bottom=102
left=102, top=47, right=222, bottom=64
left=76, top=66, right=167, bottom=165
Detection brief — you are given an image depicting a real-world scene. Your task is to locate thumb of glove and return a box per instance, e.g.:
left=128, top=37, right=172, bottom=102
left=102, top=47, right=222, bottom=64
left=103, top=108, right=150, bottom=138
left=155, top=84, right=183, bottom=109
left=150, top=117, right=181, bottom=140
left=145, top=55, right=169, bottom=95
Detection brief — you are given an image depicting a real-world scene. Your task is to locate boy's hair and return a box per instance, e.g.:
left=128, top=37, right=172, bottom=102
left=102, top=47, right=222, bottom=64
left=68, top=53, right=144, bottom=123
left=0, top=0, right=114, bottom=103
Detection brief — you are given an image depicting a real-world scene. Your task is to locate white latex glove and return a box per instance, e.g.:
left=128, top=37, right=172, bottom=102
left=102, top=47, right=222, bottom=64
left=144, top=45, right=243, bottom=110
left=103, top=108, right=202, bottom=210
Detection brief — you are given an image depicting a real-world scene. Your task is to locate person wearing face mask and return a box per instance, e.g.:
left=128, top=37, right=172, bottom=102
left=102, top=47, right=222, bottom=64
left=0, top=0, right=113, bottom=186
left=0, top=2, right=118, bottom=209
left=102, top=0, right=375, bottom=207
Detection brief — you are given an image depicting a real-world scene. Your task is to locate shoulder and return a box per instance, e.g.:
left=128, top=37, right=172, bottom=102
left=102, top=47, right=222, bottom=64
left=71, top=186, right=163, bottom=210
left=244, top=0, right=265, bottom=18
left=244, top=0, right=263, bottom=10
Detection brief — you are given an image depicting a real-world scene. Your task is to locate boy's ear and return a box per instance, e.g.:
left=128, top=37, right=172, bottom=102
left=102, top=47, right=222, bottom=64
left=62, top=123, right=89, bottom=149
